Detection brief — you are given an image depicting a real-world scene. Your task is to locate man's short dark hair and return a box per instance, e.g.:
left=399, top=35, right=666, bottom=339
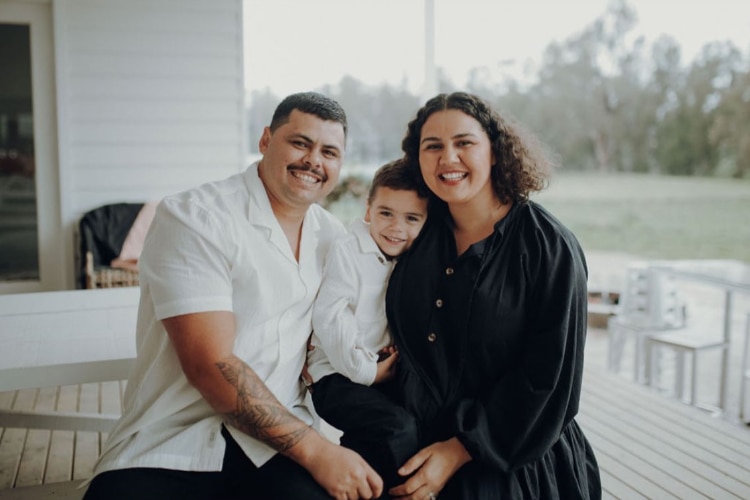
left=269, top=92, right=348, bottom=138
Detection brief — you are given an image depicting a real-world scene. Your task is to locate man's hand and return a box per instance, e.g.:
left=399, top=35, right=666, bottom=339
left=295, top=432, right=384, bottom=500
left=389, top=438, right=471, bottom=499
left=374, top=346, right=399, bottom=384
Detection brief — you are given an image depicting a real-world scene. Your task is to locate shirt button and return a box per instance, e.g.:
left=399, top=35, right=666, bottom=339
left=378, top=256, right=385, bottom=264
left=445, top=267, right=454, bottom=275
left=435, top=299, right=443, bottom=308
left=427, top=332, right=437, bottom=342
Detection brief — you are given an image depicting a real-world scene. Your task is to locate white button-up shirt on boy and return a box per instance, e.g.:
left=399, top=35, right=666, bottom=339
left=308, top=218, right=394, bottom=386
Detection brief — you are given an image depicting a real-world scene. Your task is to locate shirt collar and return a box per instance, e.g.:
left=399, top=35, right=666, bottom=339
left=350, top=218, right=389, bottom=263
left=243, top=160, right=276, bottom=228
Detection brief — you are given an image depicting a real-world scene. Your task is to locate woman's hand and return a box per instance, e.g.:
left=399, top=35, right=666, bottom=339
left=389, top=437, right=471, bottom=499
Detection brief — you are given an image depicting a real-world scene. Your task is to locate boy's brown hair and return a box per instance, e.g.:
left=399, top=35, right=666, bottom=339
left=367, top=158, right=430, bottom=204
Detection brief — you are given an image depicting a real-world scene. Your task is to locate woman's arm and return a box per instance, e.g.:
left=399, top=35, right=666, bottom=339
left=452, top=233, right=588, bottom=471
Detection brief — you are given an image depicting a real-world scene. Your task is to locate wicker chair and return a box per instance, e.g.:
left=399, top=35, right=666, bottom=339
left=78, top=203, right=144, bottom=289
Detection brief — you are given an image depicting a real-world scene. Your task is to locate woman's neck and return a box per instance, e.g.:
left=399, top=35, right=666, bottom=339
left=449, top=198, right=512, bottom=256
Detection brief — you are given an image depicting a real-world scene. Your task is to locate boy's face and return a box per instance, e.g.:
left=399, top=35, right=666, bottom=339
left=365, top=187, right=428, bottom=258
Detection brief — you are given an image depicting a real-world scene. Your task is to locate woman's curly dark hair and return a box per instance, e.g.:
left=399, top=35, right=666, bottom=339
left=401, top=92, right=555, bottom=204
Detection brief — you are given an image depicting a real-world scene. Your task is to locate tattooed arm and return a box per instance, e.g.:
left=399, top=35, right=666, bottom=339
left=163, top=311, right=383, bottom=499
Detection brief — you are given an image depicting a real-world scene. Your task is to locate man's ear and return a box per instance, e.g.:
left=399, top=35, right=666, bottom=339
left=258, top=127, right=272, bottom=154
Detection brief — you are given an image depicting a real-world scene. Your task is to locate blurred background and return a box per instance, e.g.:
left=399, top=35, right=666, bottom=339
left=244, top=0, right=750, bottom=262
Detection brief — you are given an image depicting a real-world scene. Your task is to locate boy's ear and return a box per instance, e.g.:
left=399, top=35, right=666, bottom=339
left=364, top=203, right=372, bottom=223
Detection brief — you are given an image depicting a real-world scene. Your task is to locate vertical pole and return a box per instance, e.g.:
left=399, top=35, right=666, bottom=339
left=423, top=0, right=436, bottom=102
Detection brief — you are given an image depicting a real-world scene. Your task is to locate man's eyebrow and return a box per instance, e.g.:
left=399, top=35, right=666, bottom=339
left=287, top=132, right=313, bottom=144
left=288, top=132, right=342, bottom=153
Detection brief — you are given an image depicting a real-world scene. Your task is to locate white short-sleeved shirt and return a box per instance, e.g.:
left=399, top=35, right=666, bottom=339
left=92, top=162, right=345, bottom=475
left=308, top=218, right=394, bottom=386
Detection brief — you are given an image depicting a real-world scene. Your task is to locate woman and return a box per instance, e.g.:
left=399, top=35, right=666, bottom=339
left=385, top=92, right=601, bottom=499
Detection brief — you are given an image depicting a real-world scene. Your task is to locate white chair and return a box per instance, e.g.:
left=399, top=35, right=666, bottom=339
left=646, top=273, right=729, bottom=409
left=607, top=262, right=686, bottom=383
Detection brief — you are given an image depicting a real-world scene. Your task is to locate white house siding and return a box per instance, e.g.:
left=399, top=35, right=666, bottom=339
left=54, top=0, right=246, bottom=288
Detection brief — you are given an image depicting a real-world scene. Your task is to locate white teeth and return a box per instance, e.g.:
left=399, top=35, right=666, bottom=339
left=292, top=171, right=318, bottom=184
left=441, top=172, right=466, bottom=181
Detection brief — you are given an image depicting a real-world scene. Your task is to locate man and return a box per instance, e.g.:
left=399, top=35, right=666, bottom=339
left=83, top=92, right=383, bottom=500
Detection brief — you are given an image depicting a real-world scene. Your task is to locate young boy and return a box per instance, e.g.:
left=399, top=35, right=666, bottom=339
left=307, top=158, right=429, bottom=491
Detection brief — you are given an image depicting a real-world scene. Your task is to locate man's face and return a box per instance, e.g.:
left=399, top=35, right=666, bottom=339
left=258, top=109, right=345, bottom=213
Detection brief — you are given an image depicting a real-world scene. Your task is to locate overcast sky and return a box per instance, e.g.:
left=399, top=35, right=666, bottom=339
left=243, top=0, right=750, bottom=96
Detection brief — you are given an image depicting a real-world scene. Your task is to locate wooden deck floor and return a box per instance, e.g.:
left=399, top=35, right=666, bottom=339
left=1, top=328, right=748, bottom=499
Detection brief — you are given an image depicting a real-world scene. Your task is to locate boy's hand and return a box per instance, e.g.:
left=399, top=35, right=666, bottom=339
left=301, top=335, right=315, bottom=389
left=374, top=346, right=399, bottom=384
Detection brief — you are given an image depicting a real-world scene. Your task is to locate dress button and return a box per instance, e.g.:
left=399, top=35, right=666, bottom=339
left=435, top=299, right=443, bottom=308
left=445, top=267, right=454, bottom=275
left=427, top=332, right=437, bottom=342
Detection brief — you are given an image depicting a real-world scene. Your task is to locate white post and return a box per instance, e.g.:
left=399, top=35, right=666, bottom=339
left=422, top=0, right=436, bottom=102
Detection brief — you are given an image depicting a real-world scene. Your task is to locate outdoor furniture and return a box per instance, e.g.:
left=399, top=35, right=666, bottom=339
left=78, top=202, right=153, bottom=289
left=0, top=288, right=138, bottom=495
left=607, top=262, right=686, bottom=383
left=646, top=260, right=750, bottom=414
left=647, top=329, right=728, bottom=409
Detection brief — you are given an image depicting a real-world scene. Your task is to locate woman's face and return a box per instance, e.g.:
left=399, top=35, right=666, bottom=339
left=418, top=109, right=496, bottom=207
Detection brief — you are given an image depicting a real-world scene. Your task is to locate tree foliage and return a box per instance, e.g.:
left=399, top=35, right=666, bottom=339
left=246, top=0, right=749, bottom=178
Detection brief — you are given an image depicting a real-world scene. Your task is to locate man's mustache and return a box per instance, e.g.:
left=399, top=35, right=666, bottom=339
left=288, top=164, right=328, bottom=182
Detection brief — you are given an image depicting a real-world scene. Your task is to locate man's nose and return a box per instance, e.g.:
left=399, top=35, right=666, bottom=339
left=303, top=148, right=323, bottom=167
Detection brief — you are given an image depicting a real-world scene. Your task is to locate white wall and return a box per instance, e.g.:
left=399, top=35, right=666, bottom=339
left=54, top=0, right=246, bottom=288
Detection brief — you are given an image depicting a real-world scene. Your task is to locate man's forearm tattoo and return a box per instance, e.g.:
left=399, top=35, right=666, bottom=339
left=216, top=357, right=311, bottom=453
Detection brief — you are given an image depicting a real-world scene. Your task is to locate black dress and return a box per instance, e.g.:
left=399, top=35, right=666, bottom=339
left=385, top=200, right=601, bottom=499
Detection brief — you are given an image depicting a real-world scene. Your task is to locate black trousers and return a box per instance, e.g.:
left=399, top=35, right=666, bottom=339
left=82, top=427, right=331, bottom=500
left=312, top=373, right=419, bottom=495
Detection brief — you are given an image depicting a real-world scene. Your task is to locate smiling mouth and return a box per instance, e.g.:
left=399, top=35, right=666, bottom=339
left=289, top=166, right=325, bottom=184
left=439, top=172, right=468, bottom=181
left=383, top=235, right=405, bottom=244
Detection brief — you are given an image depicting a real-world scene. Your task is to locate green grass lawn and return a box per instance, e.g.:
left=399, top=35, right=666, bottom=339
left=532, top=173, right=750, bottom=262
left=329, top=171, right=750, bottom=263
